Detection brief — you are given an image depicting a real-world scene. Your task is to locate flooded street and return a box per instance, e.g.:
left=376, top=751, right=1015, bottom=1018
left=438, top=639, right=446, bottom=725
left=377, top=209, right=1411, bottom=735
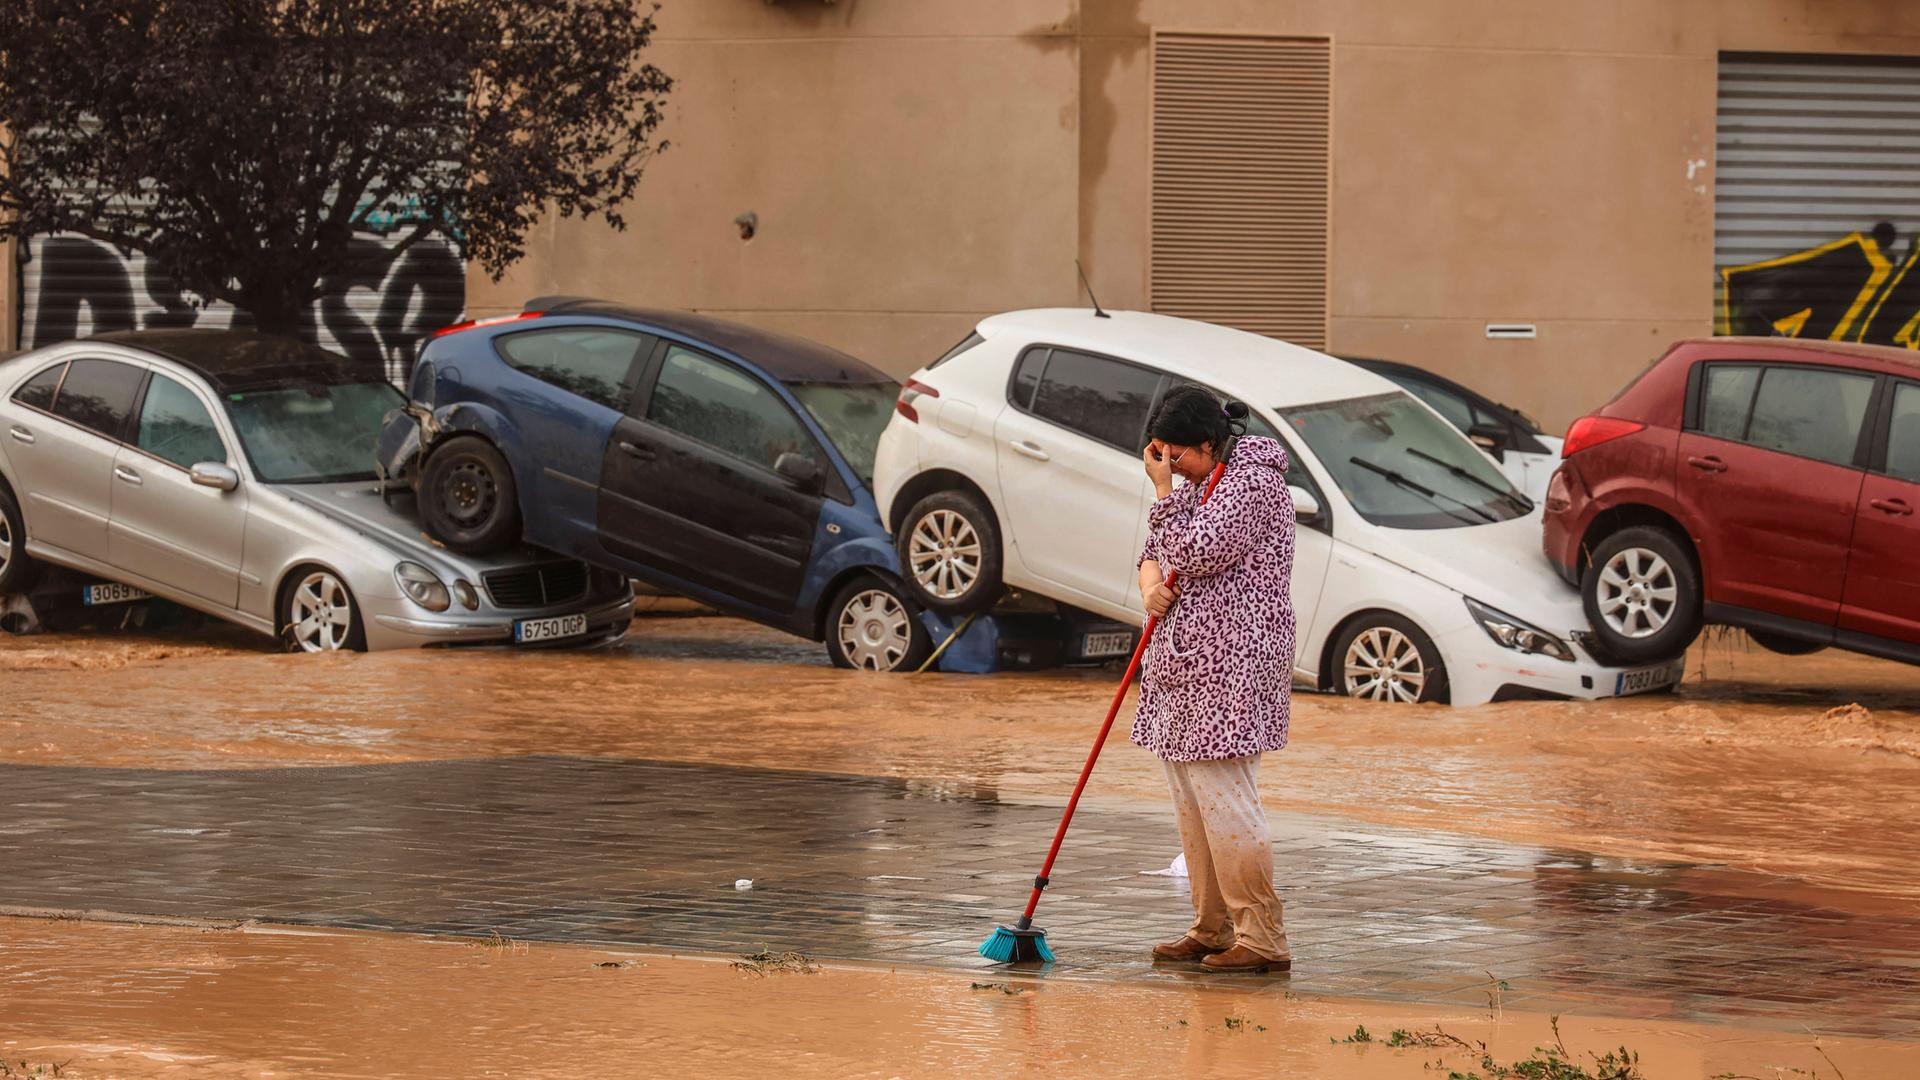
left=1, top=918, right=1913, bottom=1080
left=8, top=615, right=1918, bottom=907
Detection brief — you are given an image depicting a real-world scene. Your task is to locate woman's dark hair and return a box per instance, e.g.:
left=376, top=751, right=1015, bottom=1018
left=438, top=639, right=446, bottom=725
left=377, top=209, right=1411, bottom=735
left=1148, top=384, right=1250, bottom=448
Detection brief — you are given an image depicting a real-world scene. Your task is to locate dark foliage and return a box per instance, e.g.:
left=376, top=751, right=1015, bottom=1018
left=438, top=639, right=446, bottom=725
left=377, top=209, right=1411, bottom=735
left=0, top=0, right=672, bottom=333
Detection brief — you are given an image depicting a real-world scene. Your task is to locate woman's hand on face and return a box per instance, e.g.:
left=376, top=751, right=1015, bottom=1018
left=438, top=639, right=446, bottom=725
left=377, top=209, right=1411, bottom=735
left=1143, top=440, right=1174, bottom=495
left=1143, top=579, right=1180, bottom=617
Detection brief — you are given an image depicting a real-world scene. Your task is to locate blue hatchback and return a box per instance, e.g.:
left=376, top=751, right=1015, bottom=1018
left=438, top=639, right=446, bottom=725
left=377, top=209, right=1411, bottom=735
left=380, top=298, right=932, bottom=669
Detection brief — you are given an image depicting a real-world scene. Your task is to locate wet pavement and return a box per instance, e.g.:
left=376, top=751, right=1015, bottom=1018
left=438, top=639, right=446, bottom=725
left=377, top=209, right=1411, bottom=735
left=5, top=753, right=1918, bottom=1041
left=9, top=616, right=1920, bottom=905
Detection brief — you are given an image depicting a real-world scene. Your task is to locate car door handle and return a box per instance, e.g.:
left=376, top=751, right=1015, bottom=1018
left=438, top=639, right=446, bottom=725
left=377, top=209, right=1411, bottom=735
left=114, top=465, right=143, bottom=486
left=1870, top=497, right=1914, bottom=516
left=617, top=441, right=656, bottom=462
left=1010, top=439, right=1050, bottom=461
left=7, top=426, right=32, bottom=445
left=1687, top=455, right=1727, bottom=473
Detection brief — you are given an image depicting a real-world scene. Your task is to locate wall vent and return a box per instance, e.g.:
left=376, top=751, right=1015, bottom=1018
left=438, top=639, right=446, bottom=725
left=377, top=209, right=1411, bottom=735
left=1149, top=32, right=1330, bottom=349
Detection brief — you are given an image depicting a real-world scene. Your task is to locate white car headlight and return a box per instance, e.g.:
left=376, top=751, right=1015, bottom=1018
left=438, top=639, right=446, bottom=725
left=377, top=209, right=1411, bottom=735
left=1465, top=597, right=1574, bottom=662
left=396, top=561, right=452, bottom=613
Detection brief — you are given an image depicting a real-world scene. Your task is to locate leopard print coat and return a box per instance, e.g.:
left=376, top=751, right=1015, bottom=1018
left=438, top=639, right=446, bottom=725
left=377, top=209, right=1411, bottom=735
left=1132, top=435, right=1296, bottom=762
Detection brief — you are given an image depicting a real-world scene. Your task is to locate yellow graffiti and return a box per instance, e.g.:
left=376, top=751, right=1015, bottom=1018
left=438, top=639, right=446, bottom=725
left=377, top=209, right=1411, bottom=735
left=1718, top=231, right=1893, bottom=340
left=1771, top=307, right=1813, bottom=338
left=1896, top=311, right=1920, bottom=351
left=1861, top=245, right=1920, bottom=350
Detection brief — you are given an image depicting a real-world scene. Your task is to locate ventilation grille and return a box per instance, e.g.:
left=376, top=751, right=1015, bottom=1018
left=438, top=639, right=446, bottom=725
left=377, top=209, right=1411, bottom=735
left=1150, top=33, right=1330, bottom=349
left=483, top=562, right=590, bottom=609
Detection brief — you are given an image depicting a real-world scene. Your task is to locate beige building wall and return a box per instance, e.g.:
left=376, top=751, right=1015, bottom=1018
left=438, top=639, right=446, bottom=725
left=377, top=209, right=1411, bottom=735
left=482, top=0, right=1920, bottom=432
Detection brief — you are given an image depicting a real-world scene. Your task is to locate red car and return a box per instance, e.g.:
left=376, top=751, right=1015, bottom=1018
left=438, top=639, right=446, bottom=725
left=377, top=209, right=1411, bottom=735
left=1544, top=337, right=1920, bottom=665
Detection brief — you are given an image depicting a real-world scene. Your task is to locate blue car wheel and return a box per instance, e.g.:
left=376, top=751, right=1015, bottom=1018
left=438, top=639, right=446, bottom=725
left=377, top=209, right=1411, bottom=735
left=420, top=436, right=522, bottom=554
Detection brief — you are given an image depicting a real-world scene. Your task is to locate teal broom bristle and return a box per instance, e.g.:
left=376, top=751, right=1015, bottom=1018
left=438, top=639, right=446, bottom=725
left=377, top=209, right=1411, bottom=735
left=979, top=925, right=1054, bottom=963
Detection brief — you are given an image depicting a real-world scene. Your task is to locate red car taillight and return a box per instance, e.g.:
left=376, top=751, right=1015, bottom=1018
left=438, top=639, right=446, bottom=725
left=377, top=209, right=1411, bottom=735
left=432, top=311, right=544, bottom=338
left=1562, top=415, right=1646, bottom=457
left=896, top=378, right=939, bottom=423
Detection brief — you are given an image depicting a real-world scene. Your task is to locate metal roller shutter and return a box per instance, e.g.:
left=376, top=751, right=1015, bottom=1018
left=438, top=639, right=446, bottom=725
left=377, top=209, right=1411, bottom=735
left=1150, top=32, right=1330, bottom=349
left=1715, top=53, right=1920, bottom=348
left=17, top=229, right=466, bottom=383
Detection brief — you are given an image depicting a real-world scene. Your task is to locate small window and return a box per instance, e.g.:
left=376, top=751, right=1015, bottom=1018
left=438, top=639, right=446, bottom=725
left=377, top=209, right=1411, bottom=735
left=1700, top=365, right=1761, bottom=440
left=930, top=331, right=985, bottom=369
left=1747, top=367, right=1875, bottom=467
left=648, top=345, right=818, bottom=472
left=136, top=374, right=226, bottom=469
left=1009, top=347, right=1047, bottom=410
left=50, top=359, right=145, bottom=440
left=495, top=328, right=648, bottom=411
left=11, top=362, right=65, bottom=411
left=1884, top=383, right=1920, bottom=484
left=1030, top=349, right=1162, bottom=451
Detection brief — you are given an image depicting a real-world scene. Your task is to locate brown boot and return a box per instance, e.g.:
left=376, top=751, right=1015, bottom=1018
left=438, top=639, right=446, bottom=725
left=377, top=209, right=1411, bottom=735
left=1199, top=944, right=1290, bottom=973
left=1151, top=935, right=1227, bottom=961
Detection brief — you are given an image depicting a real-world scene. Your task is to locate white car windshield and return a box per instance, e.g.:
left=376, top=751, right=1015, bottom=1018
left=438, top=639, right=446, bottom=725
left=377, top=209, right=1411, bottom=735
left=1280, top=391, right=1533, bottom=529
left=224, top=381, right=405, bottom=484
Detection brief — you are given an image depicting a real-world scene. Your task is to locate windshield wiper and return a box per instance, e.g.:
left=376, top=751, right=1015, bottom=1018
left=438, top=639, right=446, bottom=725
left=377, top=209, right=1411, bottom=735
left=1405, top=446, right=1534, bottom=513
left=1348, top=456, right=1497, bottom=525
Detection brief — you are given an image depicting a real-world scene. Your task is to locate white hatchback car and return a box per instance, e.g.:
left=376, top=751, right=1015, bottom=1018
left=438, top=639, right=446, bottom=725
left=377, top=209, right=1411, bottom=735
left=872, top=309, right=1682, bottom=706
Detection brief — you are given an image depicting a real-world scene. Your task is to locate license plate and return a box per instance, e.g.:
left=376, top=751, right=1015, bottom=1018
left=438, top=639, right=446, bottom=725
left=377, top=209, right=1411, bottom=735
left=1082, top=631, right=1134, bottom=658
left=1615, top=659, right=1683, bottom=697
left=514, top=614, right=587, bottom=644
left=82, top=582, right=152, bottom=606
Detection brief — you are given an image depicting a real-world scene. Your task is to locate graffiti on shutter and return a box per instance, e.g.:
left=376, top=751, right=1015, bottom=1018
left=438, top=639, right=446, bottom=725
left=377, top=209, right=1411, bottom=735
left=1716, top=55, right=1920, bottom=349
left=18, top=222, right=465, bottom=383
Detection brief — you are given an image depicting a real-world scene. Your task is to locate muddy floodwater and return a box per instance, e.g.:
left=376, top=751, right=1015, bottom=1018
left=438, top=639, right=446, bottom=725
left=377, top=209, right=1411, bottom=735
left=7, top=615, right=1918, bottom=911
left=0, top=917, right=1911, bottom=1080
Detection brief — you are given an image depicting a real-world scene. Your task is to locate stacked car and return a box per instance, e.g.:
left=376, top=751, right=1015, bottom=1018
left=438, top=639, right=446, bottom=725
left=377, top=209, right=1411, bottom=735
left=8, top=302, right=1908, bottom=696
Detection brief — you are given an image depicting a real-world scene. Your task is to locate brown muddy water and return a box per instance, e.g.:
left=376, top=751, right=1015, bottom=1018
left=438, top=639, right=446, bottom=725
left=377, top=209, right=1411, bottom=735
left=0, top=917, right=1911, bottom=1079
left=6, top=615, right=1919, bottom=908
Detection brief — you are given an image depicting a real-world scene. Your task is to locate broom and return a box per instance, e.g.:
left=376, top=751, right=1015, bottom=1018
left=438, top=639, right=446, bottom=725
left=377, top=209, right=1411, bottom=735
left=979, top=459, right=1230, bottom=963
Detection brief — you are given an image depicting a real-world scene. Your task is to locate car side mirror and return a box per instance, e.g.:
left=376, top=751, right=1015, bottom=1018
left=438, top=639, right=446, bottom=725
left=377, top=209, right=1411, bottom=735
left=1467, top=421, right=1509, bottom=461
left=190, top=462, right=240, bottom=492
left=1289, top=485, right=1321, bottom=523
left=774, top=452, right=825, bottom=494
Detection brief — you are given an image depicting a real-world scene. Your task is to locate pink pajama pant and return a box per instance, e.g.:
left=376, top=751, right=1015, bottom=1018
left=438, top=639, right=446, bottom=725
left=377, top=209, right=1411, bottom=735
left=1163, top=753, right=1288, bottom=960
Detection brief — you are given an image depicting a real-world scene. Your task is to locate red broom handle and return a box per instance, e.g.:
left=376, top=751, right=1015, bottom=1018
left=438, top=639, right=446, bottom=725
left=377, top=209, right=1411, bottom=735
left=1017, top=461, right=1228, bottom=926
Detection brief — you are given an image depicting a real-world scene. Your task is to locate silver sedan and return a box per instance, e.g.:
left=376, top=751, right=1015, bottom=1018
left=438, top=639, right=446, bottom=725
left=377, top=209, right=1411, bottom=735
left=0, top=331, right=632, bottom=651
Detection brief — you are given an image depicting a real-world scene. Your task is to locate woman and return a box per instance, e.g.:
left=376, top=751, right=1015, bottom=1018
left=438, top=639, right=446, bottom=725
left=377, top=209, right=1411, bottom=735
left=1135, top=384, right=1296, bottom=974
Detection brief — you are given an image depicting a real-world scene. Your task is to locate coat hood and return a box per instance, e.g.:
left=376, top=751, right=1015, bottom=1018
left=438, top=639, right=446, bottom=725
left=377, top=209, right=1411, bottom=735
left=1226, top=434, right=1289, bottom=473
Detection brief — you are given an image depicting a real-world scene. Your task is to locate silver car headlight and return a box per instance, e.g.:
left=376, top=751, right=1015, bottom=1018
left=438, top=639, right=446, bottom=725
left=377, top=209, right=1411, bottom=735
left=396, top=561, right=452, bottom=613
left=1465, top=597, right=1574, bottom=662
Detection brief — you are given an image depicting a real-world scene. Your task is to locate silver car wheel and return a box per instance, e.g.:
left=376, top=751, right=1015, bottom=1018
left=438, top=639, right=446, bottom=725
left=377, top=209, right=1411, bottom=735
left=1343, top=626, right=1427, bottom=704
left=1595, top=547, right=1677, bottom=639
left=0, top=513, right=11, bottom=575
left=907, top=508, right=982, bottom=601
left=837, top=587, right=913, bottom=671
left=289, top=571, right=354, bottom=653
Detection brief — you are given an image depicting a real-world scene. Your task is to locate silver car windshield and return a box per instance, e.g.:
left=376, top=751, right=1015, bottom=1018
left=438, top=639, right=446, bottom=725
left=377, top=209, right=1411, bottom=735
left=790, top=382, right=896, bottom=487
left=1280, top=391, right=1532, bottom=529
left=224, top=382, right=405, bottom=484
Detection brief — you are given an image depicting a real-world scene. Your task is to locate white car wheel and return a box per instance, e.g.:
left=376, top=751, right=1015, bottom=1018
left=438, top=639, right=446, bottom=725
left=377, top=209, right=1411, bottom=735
left=1343, top=627, right=1428, bottom=703
left=908, top=508, right=982, bottom=602
left=0, top=514, right=11, bottom=576
left=1594, top=547, right=1677, bottom=639
left=1334, top=615, right=1447, bottom=704
left=287, top=570, right=359, bottom=652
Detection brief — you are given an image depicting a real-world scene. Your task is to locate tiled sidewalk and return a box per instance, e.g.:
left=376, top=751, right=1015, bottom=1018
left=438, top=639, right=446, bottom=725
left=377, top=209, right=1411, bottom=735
left=2, top=756, right=1915, bottom=1038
